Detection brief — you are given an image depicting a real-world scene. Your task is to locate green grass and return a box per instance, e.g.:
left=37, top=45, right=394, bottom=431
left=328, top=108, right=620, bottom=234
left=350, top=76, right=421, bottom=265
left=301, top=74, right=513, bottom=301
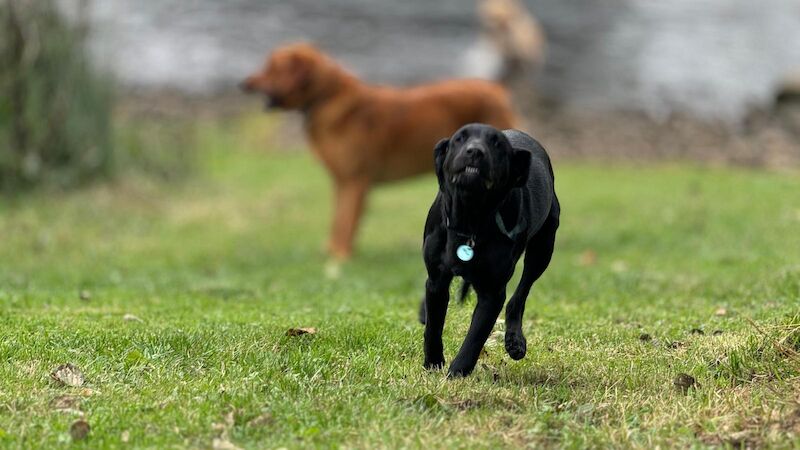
left=1, top=116, right=800, bottom=448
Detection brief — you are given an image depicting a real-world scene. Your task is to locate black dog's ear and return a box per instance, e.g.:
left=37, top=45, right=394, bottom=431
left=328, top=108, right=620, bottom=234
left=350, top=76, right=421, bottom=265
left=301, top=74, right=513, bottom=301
left=510, top=149, right=531, bottom=187
left=433, top=138, right=449, bottom=187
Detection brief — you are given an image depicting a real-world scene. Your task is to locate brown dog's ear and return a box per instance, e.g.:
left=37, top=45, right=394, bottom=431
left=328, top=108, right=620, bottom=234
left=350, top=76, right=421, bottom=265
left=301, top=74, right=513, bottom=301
left=289, top=54, right=312, bottom=88
left=510, top=149, right=531, bottom=187
left=433, top=138, right=449, bottom=188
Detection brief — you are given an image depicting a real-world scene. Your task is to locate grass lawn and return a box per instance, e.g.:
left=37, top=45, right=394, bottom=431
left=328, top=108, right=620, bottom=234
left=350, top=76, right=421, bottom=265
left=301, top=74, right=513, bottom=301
left=1, top=116, right=799, bottom=448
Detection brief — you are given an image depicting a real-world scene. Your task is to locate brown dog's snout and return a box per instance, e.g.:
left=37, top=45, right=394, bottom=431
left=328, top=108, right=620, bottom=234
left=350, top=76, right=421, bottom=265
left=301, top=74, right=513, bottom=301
left=239, top=78, right=255, bottom=93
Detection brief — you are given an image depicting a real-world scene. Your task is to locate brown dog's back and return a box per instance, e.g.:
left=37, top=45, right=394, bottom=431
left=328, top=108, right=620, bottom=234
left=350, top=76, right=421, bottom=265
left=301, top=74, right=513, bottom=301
left=308, top=78, right=516, bottom=183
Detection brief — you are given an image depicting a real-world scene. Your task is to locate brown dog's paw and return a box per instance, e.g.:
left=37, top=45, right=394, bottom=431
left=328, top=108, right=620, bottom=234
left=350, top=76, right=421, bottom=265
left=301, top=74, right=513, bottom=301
left=505, top=332, right=527, bottom=360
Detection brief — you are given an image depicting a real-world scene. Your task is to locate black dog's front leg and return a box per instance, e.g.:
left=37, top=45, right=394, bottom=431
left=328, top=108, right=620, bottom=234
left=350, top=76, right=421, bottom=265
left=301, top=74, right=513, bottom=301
left=505, top=214, right=558, bottom=360
left=448, top=288, right=505, bottom=377
left=423, top=269, right=453, bottom=370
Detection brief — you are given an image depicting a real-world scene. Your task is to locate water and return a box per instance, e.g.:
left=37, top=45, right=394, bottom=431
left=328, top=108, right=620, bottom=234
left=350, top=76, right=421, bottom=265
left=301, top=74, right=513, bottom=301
left=63, top=0, right=800, bottom=121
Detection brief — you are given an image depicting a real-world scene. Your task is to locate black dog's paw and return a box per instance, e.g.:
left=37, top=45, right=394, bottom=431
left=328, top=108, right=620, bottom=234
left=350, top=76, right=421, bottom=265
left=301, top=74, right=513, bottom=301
left=505, top=331, right=527, bottom=360
left=424, top=358, right=445, bottom=371
left=447, top=361, right=475, bottom=378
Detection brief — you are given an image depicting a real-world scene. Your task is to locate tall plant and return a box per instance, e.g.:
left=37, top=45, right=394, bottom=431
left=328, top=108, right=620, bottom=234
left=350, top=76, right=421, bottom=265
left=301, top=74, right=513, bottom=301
left=0, top=0, right=113, bottom=191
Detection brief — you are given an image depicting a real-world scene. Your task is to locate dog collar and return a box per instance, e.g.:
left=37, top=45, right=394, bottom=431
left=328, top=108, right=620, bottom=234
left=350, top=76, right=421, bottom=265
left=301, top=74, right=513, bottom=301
left=445, top=193, right=527, bottom=246
left=445, top=217, right=476, bottom=241
left=495, top=210, right=527, bottom=240
left=495, top=194, right=527, bottom=241
left=445, top=217, right=476, bottom=262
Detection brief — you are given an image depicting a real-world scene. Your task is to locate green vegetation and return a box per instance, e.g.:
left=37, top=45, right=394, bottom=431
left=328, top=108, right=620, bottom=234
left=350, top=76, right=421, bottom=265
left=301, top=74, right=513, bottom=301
left=0, top=0, right=113, bottom=191
left=1, top=116, right=799, bottom=448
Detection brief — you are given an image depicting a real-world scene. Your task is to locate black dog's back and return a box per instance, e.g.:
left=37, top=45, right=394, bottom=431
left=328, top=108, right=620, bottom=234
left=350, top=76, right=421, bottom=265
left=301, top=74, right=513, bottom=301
left=503, top=129, right=558, bottom=236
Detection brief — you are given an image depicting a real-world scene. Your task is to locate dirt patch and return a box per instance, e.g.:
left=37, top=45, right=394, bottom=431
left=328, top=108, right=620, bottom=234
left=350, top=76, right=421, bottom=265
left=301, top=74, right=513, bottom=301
left=50, top=395, right=81, bottom=412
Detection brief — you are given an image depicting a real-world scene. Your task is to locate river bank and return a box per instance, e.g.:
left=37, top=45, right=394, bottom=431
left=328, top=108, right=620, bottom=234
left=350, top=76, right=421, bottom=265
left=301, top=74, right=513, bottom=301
left=119, top=90, right=800, bottom=169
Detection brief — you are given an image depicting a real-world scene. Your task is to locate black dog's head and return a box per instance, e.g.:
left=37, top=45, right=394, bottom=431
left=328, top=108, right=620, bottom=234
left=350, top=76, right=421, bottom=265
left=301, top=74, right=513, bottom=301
left=434, top=123, right=531, bottom=195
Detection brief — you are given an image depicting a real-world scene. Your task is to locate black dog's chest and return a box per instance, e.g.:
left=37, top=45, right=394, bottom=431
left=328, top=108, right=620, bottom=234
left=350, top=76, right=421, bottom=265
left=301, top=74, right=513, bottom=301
left=444, top=239, right=514, bottom=281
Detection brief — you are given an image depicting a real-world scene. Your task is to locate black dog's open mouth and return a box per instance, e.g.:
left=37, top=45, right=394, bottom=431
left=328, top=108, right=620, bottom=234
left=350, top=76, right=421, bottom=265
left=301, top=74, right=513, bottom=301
left=265, top=96, right=281, bottom=109
left=451, top=165, right=491, bottom=189
left=458, top=165, right=482, bottom=179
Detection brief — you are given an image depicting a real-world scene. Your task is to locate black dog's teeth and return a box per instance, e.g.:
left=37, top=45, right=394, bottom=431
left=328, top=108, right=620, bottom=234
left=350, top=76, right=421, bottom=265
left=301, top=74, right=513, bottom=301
left=465, top=166, right=479, bottom=175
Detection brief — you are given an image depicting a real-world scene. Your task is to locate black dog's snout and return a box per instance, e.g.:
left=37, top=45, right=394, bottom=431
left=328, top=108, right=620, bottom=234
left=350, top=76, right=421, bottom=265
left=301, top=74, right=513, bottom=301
left=464, top=144, right=485, bottom=159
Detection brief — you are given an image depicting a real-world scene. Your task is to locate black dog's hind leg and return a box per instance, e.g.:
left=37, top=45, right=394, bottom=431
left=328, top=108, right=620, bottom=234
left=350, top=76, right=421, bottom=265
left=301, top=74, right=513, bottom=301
left=504, top=214, right=558, bottom=360
left=448, top=287, right=505, bottom=377
left=423, top=269, right=453, bottom=369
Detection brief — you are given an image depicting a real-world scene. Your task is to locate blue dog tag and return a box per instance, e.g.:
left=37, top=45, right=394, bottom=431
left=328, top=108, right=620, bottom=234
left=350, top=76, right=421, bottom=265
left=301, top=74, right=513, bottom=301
left=456, top=244, right=474, bottom=262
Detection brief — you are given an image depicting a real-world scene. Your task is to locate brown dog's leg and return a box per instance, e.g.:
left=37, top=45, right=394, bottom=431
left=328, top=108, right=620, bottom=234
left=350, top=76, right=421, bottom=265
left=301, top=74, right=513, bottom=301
left=328, top=179, right=370, bottom=260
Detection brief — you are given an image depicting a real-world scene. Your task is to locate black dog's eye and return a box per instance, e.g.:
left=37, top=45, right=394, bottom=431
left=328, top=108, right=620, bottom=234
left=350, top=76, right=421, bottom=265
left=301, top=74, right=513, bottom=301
left=454, top=133, right=464, bottom=144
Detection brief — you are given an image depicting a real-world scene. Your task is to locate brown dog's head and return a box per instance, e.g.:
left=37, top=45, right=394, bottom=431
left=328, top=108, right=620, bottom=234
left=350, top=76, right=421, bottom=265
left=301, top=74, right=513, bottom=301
left=240, top=43, right=345, bottom=110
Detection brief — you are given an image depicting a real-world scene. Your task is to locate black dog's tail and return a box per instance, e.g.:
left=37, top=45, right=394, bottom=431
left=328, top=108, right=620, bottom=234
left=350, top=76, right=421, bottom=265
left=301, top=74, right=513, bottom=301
left=419, top=280, right=472, bottom=325
left=457, top=280, right=472, bottom=303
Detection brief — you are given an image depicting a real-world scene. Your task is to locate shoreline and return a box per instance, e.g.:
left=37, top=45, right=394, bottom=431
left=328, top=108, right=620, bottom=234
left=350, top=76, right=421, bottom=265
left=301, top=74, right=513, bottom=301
left=117, top=89, right=800, bottom=169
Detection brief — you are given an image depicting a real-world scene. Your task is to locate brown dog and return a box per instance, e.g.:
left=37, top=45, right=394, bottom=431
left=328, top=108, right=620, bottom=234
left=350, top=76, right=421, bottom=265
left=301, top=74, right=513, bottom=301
left=241, top=43, right=516, bottom=259
left=479, top=0, right=546, bottom=84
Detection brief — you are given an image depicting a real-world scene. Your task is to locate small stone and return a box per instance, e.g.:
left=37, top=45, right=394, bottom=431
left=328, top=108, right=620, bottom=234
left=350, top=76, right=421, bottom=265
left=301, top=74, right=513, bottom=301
left=673, top=373, right=697, bottom=394
left=667, top=341, right=685, bottom=350
left=70, top=419, right=90, bottom=441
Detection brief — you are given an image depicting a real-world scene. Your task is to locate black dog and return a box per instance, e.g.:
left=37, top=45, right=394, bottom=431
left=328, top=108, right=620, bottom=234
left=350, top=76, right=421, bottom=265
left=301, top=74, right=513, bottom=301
left=420, top=123, right=560, bottom=377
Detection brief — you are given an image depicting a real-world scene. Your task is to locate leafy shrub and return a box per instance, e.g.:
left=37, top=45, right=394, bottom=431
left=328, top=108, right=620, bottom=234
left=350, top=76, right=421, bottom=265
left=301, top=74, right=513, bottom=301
left=0, top=0, right=114, bottom=191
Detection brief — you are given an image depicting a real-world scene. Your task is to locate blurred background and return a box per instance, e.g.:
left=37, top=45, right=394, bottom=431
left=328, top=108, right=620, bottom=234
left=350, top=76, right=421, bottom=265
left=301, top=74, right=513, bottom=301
left=4, top=3, right=800, bottom=446
left=80, top=0, right=800, bottom=121
left=2, top=0, right=800, bottom=194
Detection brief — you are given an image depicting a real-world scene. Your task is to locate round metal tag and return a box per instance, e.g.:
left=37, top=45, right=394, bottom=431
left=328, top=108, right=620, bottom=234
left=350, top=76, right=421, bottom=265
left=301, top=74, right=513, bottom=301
left=456, top=244, right=474, bottom=262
